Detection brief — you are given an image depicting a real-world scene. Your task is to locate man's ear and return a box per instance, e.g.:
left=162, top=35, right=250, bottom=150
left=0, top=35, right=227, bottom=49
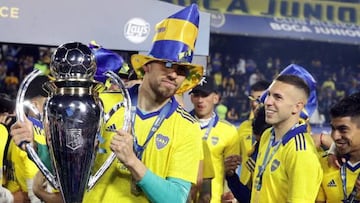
left=293, top=100, right=305, bottom=115
left=213, top=93, right=220, bottom=105
left=143, top=63, right=150, bottom=73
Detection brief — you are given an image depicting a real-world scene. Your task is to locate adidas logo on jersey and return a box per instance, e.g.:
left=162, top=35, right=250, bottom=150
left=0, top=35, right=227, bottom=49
left=327, top=179, right=337, bottom=187
left=106, top=123, right=117, bottom=132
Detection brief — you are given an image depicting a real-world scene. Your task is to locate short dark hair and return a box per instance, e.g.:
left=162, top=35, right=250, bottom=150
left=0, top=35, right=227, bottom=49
left=275, top=74, right=310, bottom=99
left=330, top=92, right=360, bottom=123
left=251, top=80, right=270, bottom=92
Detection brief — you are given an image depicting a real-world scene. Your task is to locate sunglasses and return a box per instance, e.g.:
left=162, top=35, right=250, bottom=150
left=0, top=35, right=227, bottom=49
left=154, top=61, right=190, bottom=77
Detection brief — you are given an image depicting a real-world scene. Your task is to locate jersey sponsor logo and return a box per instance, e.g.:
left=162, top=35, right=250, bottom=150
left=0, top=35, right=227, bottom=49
left=327, top=179, right=337, bottom=187
left=106, top=123, right=117, bottom=132
left=211, top=136, right=219, bottom=145
left=156, top=134, right=169, bottom=149
left=271, top=159, right=280, bottom=172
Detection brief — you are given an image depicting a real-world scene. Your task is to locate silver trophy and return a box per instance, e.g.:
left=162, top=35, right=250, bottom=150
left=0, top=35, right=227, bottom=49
left=16, top=42, right=131, bottom=203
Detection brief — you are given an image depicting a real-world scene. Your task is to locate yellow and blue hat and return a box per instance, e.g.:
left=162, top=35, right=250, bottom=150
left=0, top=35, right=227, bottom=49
left=131, top=3, right=204, bottom=94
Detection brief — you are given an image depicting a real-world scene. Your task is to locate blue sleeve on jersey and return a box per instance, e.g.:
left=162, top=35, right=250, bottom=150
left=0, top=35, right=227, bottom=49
left=137, top=169, right=191, bottom=203
left=226, top=174, right=251, bottom=203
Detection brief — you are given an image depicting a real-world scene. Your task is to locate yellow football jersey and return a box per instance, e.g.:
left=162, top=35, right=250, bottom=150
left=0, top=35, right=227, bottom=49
left=202, top=139, right=215, bottom=179
left=251, top=125, right=322, bottom=203
left=316, top=155, right=360, bottom=203
left=4, top=117, right=45, bottom=193
left=202, top=116, right=240, bottom=203
left=0, top=124, right=8, bottom=185
left=4, top=140, right=39, bottom=192
left=237, top=119, right=255, bottom=187
left=83, top=92, right=202, bottom=202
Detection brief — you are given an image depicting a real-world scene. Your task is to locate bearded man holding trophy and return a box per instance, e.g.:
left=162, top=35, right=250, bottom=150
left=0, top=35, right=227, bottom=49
left=11, top=3, right=205, bottom=203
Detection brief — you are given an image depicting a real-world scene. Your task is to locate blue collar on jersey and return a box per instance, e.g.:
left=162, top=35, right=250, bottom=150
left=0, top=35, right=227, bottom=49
left=279, top=123, right=308, bottom=145
left=28, top=116, right=43, bottom=129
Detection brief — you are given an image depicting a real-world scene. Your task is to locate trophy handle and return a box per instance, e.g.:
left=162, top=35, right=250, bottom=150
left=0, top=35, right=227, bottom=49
left=87, top=70, right=132, bottom=189
left=15, top=69, right=59, bottom=189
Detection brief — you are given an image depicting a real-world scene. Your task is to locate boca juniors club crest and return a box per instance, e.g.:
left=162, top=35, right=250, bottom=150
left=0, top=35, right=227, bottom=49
left=156, top=134, right=169, bottom=149
left=211, top=136, right=219, bottom=145
left=271, top=159, right=280, bottom=172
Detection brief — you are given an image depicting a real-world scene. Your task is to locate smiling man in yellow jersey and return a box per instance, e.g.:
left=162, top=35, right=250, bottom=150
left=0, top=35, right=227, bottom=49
left=251, top=73, right=322, bottom=203
left=190, top=76, right=240, bottom=203
left=316, top=92, right=360, bottom=203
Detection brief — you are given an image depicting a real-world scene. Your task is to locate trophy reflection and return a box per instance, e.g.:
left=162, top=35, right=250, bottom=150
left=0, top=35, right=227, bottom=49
left=16, top=42, right=131, bottom=203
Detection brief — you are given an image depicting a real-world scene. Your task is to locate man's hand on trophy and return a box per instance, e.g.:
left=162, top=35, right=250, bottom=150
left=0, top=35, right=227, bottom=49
left=110, top=129, right=136, bottom=166
left=10, top=116, right=35, bottom=150
left=110, top=129, right=147, bottom=182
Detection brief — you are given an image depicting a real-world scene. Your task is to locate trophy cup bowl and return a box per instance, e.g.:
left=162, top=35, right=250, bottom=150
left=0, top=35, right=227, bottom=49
left=15, top=42, right=132, bottom=203
left=44, top=87, right=101, bottom=203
